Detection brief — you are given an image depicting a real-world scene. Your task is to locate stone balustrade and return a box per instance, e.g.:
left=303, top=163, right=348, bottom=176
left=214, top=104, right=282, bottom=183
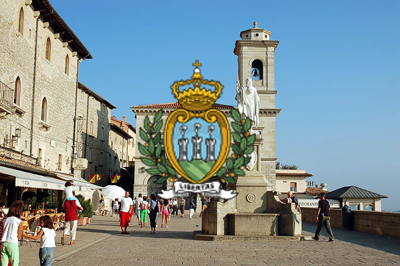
left=301, top=207, right=400, bottom=238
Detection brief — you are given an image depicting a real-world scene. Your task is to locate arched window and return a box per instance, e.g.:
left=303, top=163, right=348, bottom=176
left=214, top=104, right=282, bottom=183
left=251, top=59, right=263, bottom=80
left=45, top=38, right=51, bottom=60
left=14, top=77, right=21, bottom=106
left=65, top=55, right=69, bottom=75
left=18, top=8, right=24, bottom=35
left=41, top=97, right=47, bottom=122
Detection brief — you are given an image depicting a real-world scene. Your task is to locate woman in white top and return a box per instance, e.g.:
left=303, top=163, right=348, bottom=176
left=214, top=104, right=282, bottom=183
left=22, top=215, right=56, bottom=266
left=1, top=200, right=24, bottom=266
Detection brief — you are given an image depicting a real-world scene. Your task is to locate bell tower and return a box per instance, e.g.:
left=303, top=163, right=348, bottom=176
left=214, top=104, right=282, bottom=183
left=234, top=21, right=279, bottom=109
left=233, top=22, right=281, bottom=194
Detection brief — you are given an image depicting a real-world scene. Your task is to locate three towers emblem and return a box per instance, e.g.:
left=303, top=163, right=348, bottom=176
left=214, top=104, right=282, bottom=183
left=138, top=61, right=256, bottom=199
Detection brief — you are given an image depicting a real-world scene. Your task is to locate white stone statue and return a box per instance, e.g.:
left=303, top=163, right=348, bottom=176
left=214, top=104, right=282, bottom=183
left=235, top=77, right=260, bottom=127
left=245, top=150, right=257, bottom=171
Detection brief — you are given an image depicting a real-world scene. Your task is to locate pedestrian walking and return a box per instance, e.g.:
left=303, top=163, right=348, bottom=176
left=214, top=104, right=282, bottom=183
left=113, top=200, right=119, bottom=214
left=140, top=196, right=148, bottom=228
left=179, top=197, right=185, bottom=218
left=136, top=194, right=143, bottom=226
left=161, top=199, right=170, bottom=228
left=22, top=215, right=56, bottom=266
left=189, top=198, right=195, bottom=219
left=116, top=191, right=134, bottom=234
left=0, top=200, right=24, bottom=266
left=173, top=198, right=178, bottom=216
left=149, top=194, right=158, bottom=234
left=313, top=192, right=334, bottom=241
left=62, top=197, right=83, bottom=245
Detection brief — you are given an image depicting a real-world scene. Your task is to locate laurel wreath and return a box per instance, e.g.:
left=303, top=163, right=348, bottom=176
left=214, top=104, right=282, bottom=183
left=138, top=108, right=256, bottom=185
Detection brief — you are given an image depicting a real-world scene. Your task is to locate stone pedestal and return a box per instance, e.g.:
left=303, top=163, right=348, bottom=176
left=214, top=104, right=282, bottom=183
left=228, top=213, right=278, bottom=236
left=202, top=199, right=237, bottom=235
left=234, top=170, right=268, bottom=213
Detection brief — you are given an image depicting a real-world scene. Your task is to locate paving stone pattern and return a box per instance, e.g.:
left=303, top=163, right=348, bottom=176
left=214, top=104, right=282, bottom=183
left=18, top=214, right=400, bottom=266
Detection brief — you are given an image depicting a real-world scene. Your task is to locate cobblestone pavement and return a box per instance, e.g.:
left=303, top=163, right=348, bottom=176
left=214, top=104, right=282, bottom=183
left=18, top=214, right=400, bottom=266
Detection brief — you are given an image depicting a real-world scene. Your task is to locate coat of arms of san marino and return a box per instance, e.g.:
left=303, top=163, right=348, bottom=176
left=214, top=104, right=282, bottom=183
left=138, top=61, right=256, bottom=199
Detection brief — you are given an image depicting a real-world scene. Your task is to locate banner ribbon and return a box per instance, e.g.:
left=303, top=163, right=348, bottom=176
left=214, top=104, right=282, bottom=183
left=157, top=181, right=237, bottom=199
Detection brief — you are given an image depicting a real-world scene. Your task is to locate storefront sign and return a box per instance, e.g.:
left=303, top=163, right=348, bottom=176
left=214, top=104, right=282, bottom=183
left=73, top=158, right=88, bottom=170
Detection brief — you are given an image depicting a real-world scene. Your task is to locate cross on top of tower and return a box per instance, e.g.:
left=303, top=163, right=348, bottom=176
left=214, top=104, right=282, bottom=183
left=192, top=60, right=202, bottom=68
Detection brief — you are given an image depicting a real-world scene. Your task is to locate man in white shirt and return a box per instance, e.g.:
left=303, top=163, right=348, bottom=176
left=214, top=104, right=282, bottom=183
left=136, top=194, right=143, bottom=226
left=116, top=191, right=133, bottom=234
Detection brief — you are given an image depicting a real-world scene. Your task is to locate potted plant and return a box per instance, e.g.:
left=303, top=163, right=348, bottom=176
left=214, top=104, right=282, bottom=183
left=82, top=199, right=93, bottom=225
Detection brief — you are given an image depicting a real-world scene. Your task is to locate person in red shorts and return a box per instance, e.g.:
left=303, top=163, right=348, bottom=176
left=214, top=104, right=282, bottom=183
left=116, top=191, right=133, bottom=234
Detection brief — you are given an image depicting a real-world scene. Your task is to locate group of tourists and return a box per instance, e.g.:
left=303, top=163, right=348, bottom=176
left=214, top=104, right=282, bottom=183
left=114, top=193, right=209, bottom=234
left=0, top=181, right=83, bottom=266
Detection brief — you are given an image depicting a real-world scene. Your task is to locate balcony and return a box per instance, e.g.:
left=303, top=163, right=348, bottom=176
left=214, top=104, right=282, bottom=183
left=0, top=145, right=38, bottom=166
left=0, top=81, right=14, bottom=117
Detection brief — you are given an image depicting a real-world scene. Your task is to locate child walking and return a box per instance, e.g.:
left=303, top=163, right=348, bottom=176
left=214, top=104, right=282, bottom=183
left=1, top=200, right=24, bottom=266
left=22, top=215, right=56, bottom=266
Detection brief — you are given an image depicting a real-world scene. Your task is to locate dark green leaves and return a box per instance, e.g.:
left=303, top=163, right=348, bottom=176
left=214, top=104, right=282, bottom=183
left=244, top=146, right=254, bottom=154
left=247, top=134, right=256, bottom=146
left=141, top=158, right=156, bottom=166
left=148, top=139, right=155, bottom=155
left=232, top=132, right=241, bottom=143
left=232, top=144, right=240, bottom=155
left=167, top=165, right=176, bottom=176
left=138, top=143, right=150, bottom=156
left=226, top=158, right=234, bottom=169
left=233, top=169, right=245, bottom=176
left=153, top=132, right=161, bottom=145
left=144, top=116, right=151, bottom=132
left=154, top=109, right=163, bottom=123
left=153, top=120, right=163, bottom=133
left=231, top=109, right=241, bottom=122
left=231, top=122, right=242, bottom=133
left=155, top=176, right=168, bottom=184
left=225, top=176, right=236, bottom=184
left=140, top=128, right=148, bottom=142
left=234, top=157, right=244, bottom=169
left=157, top=163, right=166, bottom=173
left=155, top=145, right=162, bottom=157
left=217, top=167, right=226, bottom=177
left=240, top=138, right=247, bottom=151
left=146, top=168, right=160, bottom=175
left=243, top=118, right=252, bottom=132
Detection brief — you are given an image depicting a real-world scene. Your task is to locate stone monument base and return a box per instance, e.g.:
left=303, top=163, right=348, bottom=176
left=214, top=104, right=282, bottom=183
left=228, top=213, right=278, bottom=236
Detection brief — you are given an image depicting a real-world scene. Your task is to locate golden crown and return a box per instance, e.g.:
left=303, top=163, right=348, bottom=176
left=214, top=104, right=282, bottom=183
left=171, top=60, right=223, bottom=111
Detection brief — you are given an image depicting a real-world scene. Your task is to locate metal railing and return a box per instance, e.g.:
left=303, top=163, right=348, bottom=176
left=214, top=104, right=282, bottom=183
left=0, top=145, right=38, bottom=166
left=0, top=81, right=14, bottom=111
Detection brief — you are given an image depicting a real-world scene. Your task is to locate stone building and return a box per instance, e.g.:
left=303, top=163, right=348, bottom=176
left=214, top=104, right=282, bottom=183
left=0, top=0, right=102, bottom=206
left=111, top=116, right=136, bottom=165
left=76, top=82, right=116, bottom=187
left=108, top=121, right=132, bottom=189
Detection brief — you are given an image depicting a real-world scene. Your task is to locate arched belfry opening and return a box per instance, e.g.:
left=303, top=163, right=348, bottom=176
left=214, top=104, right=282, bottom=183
left=251, top=59, right=263, bottom=80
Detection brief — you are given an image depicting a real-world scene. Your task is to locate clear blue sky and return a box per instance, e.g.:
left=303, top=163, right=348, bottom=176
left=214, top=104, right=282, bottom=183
left=52, top=0, right=399, bottom=211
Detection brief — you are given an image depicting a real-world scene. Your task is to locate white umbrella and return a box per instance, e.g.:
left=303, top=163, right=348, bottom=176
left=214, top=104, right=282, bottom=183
left=102, top=185, right=126, bottom=200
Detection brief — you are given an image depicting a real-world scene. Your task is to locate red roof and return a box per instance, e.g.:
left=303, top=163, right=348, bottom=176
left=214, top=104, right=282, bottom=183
left=306, top=187, right=328, bottom=196
left=276, top=172, right=313, bottom=177
left=132, top=102, right=234, bottom=110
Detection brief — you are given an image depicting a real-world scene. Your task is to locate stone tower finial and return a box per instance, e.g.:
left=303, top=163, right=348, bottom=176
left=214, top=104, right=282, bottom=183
left=253, top=21, right=258, bottom=28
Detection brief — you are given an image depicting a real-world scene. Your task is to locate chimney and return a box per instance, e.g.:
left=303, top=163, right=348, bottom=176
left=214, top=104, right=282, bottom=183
left=122, top=116, right=126, bottom=131
left=315, top=184, right=318, bottom=188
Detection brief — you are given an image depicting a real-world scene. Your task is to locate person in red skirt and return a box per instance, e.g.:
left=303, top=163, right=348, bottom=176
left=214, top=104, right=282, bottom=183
left=116, top=191, right=133, bottom=234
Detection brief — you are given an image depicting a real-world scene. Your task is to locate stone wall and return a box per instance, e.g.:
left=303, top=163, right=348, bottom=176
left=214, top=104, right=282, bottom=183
left=301, top=207, right=343, bottom=228
left=352, top=211, right=400, bottom=238
left=302, top=207, right=400, bottom=238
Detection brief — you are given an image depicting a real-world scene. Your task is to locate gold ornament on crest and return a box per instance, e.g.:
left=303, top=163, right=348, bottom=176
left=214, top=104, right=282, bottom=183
left=171, top=60, right=223, bottom=111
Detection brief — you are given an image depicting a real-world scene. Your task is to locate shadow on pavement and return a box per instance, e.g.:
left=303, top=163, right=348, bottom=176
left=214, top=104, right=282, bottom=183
left=302, top=222, right=400, bottom=256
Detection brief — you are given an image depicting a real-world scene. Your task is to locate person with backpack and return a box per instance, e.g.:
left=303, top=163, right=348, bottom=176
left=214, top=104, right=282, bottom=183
left=149, top=194, right=158, bottom=234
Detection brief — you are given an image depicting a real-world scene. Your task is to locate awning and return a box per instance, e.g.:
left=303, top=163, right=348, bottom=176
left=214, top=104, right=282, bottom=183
left=0, top=166, right=64, bottom=190
left=55, top=173, right=103, bottom=191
